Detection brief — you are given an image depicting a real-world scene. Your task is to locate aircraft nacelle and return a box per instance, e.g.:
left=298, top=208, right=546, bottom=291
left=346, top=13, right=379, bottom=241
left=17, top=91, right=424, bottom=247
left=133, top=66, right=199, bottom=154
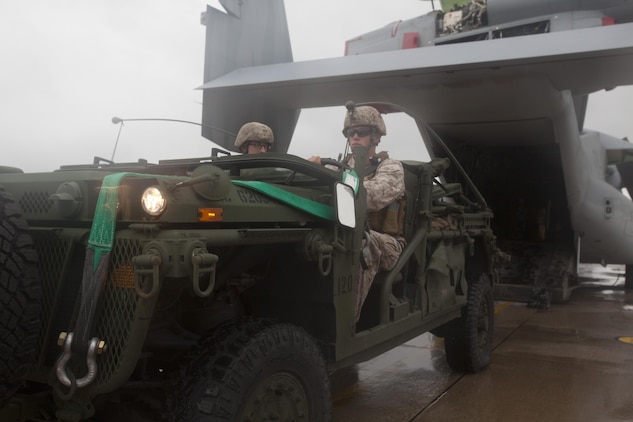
left=567, top=129, right=633, bottom=264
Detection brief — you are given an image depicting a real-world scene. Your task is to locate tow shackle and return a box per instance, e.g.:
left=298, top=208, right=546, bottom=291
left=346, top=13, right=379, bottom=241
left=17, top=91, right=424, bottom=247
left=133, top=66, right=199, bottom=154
left=55, top=332, right=105, bottom=389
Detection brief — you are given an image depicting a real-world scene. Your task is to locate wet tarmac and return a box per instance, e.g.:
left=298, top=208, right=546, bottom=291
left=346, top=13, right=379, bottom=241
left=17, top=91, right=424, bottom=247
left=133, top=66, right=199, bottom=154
left=331, top=264, right=633, bottom=421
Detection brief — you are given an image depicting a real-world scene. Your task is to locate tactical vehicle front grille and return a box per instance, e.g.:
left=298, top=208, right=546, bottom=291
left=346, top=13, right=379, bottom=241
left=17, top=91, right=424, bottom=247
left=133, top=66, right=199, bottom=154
left=31, top=231, right=79, bottom=367
left=94, top=238, right=143, bottom=386
left=30, top=231, right=144, bottom=390
left=20, top=191, right=52, bottom=214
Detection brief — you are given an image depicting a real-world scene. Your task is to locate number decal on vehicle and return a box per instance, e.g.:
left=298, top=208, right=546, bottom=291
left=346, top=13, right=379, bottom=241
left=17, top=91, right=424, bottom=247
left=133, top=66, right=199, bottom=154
left=237, top=189, right=271, bottom=204
left=336, top=275, right=353, bottom=296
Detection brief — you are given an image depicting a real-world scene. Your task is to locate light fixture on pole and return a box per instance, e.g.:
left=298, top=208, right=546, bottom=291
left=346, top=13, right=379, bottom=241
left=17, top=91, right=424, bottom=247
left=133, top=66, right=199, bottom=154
left=110, top=117, right=236, bottom=162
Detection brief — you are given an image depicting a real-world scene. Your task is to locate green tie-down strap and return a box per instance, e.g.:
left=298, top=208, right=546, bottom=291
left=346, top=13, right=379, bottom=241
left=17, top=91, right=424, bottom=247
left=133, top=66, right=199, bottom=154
left=88, top=173, right=126, bottom=270
left=88, top=172, right=186, bottom=270
left=232, top=180, right=335, bottom=221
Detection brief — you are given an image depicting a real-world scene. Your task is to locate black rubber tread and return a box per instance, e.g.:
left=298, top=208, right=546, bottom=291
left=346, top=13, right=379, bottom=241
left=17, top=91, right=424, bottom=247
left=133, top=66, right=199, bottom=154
left=0, top=185, right=41, bottom=403
left=170, top=319, right=332, bottom=422
left=444, top=273, right=494, bottom=373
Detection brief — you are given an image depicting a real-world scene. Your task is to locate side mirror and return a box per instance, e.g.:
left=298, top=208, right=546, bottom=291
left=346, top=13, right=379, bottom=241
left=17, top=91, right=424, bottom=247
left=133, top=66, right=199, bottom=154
left=335, top=182, right=356, bottom=228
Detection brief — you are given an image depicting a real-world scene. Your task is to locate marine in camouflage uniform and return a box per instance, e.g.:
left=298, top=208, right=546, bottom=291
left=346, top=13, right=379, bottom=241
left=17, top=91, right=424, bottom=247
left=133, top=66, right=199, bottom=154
left=235, top=122, right=274, bottom=154
left=309, top=105, right=406, bottom=322
left=353, top=153, right=405, bottom=322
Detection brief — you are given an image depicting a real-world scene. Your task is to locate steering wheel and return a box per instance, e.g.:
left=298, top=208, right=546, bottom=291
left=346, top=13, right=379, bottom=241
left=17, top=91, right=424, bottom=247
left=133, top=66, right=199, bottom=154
left=319, top=158, right=351, bottom=171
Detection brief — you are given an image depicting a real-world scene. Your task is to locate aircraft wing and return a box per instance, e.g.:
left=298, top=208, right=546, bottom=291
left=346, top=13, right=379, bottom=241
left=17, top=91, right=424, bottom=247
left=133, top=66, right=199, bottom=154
left=201, top=21, right=633, bottom=152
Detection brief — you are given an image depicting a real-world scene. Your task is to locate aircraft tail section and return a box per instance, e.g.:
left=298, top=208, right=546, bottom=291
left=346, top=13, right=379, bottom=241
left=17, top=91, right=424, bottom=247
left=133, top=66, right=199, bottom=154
left=200, top=0, right=297, bottom=152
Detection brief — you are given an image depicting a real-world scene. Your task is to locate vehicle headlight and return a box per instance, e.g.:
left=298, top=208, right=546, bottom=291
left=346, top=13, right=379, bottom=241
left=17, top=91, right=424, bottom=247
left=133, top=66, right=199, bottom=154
left=141, top=186, right=166, bottom=216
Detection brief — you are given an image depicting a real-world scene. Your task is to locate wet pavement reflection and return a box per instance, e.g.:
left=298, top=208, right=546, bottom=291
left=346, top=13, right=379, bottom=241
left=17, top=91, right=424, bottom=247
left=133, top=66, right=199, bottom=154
left=331, top=264, right=633, bottom=422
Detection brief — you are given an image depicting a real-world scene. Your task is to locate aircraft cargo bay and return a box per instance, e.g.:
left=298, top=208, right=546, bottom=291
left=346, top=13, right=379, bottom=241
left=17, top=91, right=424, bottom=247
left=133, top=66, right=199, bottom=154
left=331, top=264, right=633, bottom=421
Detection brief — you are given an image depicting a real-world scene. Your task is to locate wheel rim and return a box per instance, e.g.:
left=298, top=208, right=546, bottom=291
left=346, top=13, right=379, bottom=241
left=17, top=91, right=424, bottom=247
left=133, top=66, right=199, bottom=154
left=242, top=371, right=309, bottom=421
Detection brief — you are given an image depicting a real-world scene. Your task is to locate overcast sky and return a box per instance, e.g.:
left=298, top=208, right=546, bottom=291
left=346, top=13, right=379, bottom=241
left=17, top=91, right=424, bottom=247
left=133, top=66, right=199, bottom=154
left=0, top=1, right=631, bottom=172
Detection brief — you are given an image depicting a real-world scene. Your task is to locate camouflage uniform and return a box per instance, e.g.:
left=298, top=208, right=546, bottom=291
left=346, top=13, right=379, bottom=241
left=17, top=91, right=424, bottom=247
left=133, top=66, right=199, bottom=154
left=349, top=154, right=406, bottom=322
left=327, top=104, right=406, bottom=321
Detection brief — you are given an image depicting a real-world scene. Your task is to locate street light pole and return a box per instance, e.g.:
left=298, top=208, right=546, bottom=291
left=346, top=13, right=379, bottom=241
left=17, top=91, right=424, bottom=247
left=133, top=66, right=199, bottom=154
left=110, top=117, right=236, bottom=162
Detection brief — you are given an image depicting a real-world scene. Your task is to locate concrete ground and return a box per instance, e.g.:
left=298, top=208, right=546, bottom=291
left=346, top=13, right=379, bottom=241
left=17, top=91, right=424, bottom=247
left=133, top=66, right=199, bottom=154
left=331, top=265, right=633, bottom=422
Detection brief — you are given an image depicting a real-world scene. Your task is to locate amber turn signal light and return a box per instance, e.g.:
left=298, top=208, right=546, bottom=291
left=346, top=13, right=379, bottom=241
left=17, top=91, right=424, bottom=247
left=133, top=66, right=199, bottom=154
left=198, top=208, right=223, bottom=222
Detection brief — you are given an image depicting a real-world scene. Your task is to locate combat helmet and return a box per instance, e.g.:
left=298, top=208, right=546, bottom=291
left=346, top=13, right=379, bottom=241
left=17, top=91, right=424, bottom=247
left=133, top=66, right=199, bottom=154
left=235, top=122, right=274, bottom=152
left=342, top=104, right=386, bottom=139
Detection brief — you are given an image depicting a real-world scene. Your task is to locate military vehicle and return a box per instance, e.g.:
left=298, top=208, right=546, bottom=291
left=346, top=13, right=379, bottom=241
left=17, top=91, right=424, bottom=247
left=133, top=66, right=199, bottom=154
left=0, top=99, right=497, bottom=420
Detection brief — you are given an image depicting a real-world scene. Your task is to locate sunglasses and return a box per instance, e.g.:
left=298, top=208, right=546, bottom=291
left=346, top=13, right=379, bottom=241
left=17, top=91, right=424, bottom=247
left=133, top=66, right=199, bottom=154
left=343, top=127, right=373, bottom=138
left=246, top=141, right=271, bottom=151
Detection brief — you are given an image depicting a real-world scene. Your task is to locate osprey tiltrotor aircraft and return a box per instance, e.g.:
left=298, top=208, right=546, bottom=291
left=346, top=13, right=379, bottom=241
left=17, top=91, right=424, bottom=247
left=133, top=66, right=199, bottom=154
left=199, top=0, right=633, bottom=300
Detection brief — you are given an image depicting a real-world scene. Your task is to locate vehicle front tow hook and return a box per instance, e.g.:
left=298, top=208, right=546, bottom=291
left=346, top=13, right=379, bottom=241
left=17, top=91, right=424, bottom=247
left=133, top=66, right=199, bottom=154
left=55, top=332, right=106, bottom=389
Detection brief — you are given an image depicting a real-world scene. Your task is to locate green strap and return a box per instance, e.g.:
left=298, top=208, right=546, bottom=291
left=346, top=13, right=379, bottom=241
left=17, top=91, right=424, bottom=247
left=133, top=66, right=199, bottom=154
left=88, top=173, right=126, bottom=270
left=232, top=180, right=335, bottom=221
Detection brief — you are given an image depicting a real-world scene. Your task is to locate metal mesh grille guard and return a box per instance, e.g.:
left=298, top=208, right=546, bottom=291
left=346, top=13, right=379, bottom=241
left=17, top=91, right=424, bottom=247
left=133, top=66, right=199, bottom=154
left=94, top=238, right=142, bottom=386
left=32, top=232, right=142, bottom=388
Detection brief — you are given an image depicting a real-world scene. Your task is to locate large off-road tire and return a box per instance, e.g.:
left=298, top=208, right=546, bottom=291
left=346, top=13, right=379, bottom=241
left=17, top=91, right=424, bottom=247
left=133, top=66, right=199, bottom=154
left=171, top=319, right=332, bottom=422
left=0, top=185, right=41, bottom=403
left=444, top=273, right=494, bottom=373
